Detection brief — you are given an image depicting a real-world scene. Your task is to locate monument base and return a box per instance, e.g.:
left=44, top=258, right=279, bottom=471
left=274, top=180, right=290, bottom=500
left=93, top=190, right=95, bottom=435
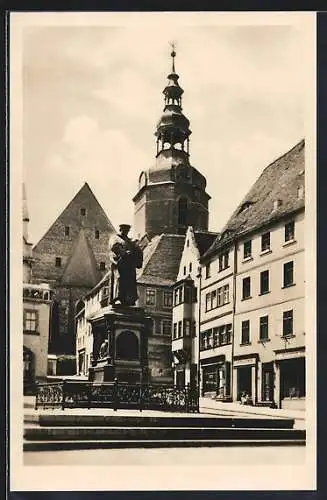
left=88, top=305, right=150, bottom=384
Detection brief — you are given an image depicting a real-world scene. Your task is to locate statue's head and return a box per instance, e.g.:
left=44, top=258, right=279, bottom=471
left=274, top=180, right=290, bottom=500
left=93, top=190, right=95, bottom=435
left=119, top=224, right=131, bottom=237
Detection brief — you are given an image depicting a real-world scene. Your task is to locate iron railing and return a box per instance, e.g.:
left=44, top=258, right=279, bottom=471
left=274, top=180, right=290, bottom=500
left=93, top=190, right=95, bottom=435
left=35, top=379, right=199, bottom=413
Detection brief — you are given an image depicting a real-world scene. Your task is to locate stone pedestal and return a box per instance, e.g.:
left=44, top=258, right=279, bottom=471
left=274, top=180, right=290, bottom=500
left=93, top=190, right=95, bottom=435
left=88, top=305, right=150, bottom=384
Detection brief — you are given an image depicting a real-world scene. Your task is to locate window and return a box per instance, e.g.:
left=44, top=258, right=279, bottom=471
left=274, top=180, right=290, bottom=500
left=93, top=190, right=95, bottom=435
left=285, top=221, right=295, bottom=242
left=189, top=262, right=192, bottom=273
left=99, top=262, right=106, bottom=271
left=261, top=232, right=271, bottom=252
left=283, top=310, right=293, bottom=337
left=241, top=320, right=250, bottom=344
left=184, top=319, right=191, bottom=336
left=243, top=240, right=252, bottom=259
left=146, top=289, right=156, bottom=305
left=178, top=321, right=182, bottom=338
left=65, top=226, right=70, bottom=236
left=242, top=277, right=251, bottom=299
left=259, top=316, right=269, bottom=341
left=173, top=323, right=177, bottom=339
left=260, top=270, right=270, bottom=295
left=163, top=292, right=172, bottom=307
left=24, top=310, right=38, bottom=334
left=283, top=261, right=294, bottom=287
left=183, top=266, right=186, bottom=275
left=205, top=262, right=211, bottom=279
left=80, top=207, right=86, bottom=216
left=55, top=257, right=62, bottom=267
left=95, top=229, right=100, bottom=239
left=162, top=319, right=172, bottom=336
left=223, top=285, right=229, bottom=304
left=219, top=252, right=229, bottom=272
left=206, top=292, right=211, bottom=312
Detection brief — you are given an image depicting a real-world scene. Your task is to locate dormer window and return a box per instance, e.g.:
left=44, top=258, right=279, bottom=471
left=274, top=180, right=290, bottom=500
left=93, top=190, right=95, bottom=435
left=272, top=199, right=282, bottom=211
left=238, top=201, right=254, bottom=215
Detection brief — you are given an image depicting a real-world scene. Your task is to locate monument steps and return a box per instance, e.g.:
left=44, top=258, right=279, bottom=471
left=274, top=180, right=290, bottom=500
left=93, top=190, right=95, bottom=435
left=23, top=438, right=306, bottom=451
left=24, top=425, right=305, bottom=441
left=25, top=413, right=295, bottom=429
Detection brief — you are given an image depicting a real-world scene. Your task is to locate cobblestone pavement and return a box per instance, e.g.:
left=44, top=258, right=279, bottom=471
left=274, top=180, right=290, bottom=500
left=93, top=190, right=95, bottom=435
left=24, top=445, right=306, bottom=466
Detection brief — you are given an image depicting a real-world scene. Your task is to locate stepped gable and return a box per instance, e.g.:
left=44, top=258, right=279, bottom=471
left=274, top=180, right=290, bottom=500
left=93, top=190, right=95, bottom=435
left=137, top=234, right=185, bottom=286
left=202, top=139, right=305, bottom=259
left=60, top=228, right=100, bottom=287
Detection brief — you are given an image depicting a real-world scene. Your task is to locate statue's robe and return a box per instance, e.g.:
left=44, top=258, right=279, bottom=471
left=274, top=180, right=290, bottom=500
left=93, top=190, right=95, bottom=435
left=108, top=233, right=143, bottom=306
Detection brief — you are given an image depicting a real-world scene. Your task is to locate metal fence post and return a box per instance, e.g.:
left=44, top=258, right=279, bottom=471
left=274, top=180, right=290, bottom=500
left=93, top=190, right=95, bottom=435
left=113, top=377, right=118, bottom=411
left=34, top=383, right=38, bottom=410
left=61, top=381, right=66, bottom=410
left=139, top=384, right=143, bottom=412
left=186, top=383, right=190, bottom=413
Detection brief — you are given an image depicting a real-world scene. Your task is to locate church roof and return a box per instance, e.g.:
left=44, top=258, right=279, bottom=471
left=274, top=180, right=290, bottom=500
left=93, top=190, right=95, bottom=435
left=137, top=233, right=185, bottom=286
left=202, top=139, right=305, bottom=260
left=60, top=228, right=100, bottom=287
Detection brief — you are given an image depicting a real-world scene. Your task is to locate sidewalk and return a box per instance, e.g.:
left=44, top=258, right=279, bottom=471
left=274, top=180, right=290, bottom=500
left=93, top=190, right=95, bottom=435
left=199, top=397, right=305, bottom=422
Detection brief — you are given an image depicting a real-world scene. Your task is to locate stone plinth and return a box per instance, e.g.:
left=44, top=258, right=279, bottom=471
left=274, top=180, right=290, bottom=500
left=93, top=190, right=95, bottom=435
left=88, top=305, right=150, bottom=384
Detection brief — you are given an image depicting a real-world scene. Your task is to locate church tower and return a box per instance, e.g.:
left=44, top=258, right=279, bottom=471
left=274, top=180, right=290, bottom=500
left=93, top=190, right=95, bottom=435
left=133, top=46, right=210, bottom=240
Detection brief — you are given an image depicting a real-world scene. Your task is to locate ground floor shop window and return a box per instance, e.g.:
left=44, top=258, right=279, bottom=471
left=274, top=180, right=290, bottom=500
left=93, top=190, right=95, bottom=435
left=237, top=365, right=252, bottom=401
left=176, top=370, right=185, bottom=388
left=280, top=357, right=305, bottom=399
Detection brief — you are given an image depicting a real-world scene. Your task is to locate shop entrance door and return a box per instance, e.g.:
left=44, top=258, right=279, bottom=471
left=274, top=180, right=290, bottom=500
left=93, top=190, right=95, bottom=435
left=262, top=362, right=274, bottom=402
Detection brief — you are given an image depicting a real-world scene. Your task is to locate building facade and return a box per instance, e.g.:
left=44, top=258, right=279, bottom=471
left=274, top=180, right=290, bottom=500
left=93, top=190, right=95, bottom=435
left=171, top=226, right=218, bottom=389
left=23, top=184, right=53, bottom=389
left=199, top=140, right=305, bottom=409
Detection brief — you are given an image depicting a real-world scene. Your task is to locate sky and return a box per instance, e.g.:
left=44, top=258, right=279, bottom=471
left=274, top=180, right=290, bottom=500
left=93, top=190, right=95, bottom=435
left=21, top=17, right=306, bottom=244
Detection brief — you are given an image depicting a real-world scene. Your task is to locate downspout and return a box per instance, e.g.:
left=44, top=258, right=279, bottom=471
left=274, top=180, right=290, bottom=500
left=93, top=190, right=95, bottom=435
left=197, top=265, right=202, bottom=398
left=230, top=238, right=238, bottom=401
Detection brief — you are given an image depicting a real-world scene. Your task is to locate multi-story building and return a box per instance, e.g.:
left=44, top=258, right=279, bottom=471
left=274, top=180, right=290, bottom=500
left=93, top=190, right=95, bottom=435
left=200, top=140, right=305, bottom=409
left=23, top=184, right=54, bottom=390
left=172, top=226, right=218, bottom=388
left=32, top=182, right=115, bottom=367
left=199, top=229, right=235, bottom=400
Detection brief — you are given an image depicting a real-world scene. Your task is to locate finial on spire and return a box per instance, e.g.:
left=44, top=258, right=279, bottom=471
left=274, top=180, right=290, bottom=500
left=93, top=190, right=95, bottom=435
left=170, top=41, right=176, bottom=73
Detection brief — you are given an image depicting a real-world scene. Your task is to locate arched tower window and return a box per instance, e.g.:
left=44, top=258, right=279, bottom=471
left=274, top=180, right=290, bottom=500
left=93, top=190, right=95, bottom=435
left=178, top=197, right=188, bottom=226
left=116, top=330, right=139, bottom=360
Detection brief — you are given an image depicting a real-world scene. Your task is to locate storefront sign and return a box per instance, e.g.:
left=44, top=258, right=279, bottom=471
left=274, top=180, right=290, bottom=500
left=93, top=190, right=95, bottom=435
left=275, top=350, right=305, bottom=361
left=233, top=357, right=257, bottom=367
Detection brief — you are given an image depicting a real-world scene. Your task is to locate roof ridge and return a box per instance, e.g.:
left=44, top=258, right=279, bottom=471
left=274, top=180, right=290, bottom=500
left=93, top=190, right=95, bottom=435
left=60, top=227, right=99, bottom=286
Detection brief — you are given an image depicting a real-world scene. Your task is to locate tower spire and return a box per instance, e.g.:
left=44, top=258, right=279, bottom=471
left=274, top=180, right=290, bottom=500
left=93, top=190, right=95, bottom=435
left=155, top=43, right=191, bottom=157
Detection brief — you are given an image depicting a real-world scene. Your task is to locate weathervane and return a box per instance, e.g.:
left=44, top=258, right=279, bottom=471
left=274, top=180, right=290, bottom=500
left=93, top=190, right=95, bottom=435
left=170, top=41, right=176, bottom=72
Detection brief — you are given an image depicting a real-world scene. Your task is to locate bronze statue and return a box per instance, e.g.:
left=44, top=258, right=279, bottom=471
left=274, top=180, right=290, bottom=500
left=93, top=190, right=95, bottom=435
left=108, top=224, right=143, bottom=306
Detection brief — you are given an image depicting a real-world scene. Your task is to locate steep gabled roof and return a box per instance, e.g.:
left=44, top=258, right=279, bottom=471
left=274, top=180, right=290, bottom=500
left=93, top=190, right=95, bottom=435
left=33, top=182, right=115, bottom=251
left=194, top=230, right=219, bottom=257
left=202, top=139, right=305, bottom=260
left=60, top=228, right=100, bottom=287
left=137, top=233, right=185, bottom=286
